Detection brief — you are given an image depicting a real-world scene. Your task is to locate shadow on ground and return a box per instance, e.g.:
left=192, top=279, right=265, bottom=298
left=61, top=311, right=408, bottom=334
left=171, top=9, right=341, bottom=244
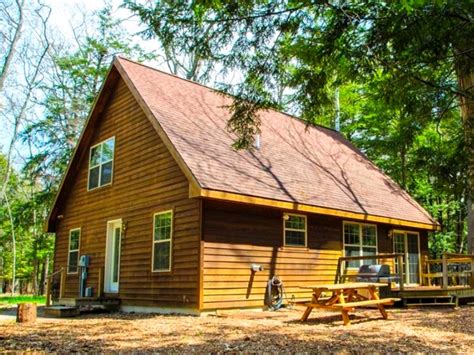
left=0, top=307, right=472, bottom=353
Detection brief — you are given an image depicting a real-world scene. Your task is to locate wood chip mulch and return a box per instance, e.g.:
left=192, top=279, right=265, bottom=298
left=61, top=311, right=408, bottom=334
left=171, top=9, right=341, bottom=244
left=0, top=306, right=473, bottom=353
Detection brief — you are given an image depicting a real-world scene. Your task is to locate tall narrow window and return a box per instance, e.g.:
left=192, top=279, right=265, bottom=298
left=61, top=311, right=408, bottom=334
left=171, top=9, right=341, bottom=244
left=284, top=214, right=307, bottom=247
left=343, top=222, right=377, bottom=268
left=68, top=228, right=81, bottom=273
left=152, top=211, right=173, bottom=272
left=88, top=137, right=115, bottom=190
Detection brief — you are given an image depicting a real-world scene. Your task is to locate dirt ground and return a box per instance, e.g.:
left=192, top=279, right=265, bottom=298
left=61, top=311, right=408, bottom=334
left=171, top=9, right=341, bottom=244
left=0, top=305, right=473, bottom=353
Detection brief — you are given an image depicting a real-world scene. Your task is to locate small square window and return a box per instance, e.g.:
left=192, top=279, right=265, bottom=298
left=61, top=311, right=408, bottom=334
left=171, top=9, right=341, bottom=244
left=284, top=214, right=307, bottom=247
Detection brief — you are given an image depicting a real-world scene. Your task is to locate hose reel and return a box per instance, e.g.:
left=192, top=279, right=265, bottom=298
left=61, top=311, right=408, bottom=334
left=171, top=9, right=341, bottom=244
left=265, top=275, right=285, bottom=310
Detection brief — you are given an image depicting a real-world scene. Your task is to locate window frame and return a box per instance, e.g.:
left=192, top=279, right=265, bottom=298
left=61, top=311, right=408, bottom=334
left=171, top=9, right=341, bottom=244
left=283, top=213, right=307, bottom=248
left=87, top=136, right=116, bottom=191
left=151, top=210, right=173, bottom=273
left=67, top=228, right=81, bottom=274
left=342, top=221, right=378, bottom=269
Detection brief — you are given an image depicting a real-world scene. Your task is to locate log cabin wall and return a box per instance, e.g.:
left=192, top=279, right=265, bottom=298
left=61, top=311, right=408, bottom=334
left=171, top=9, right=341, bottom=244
left=201, top=200, right=429, bottom=310
left=53, top=77, right=200, bottom=309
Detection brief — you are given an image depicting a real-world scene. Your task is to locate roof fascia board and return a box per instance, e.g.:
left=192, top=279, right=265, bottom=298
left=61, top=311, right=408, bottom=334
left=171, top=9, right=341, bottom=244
left=192, top=187, right=440, bottom=231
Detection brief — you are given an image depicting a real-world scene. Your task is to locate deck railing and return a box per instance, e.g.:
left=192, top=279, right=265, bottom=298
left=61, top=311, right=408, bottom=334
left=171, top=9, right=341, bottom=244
left=335, top=253, right=405, bottom=291
left=45, top=267, right=66, bottom=307
left=335, top=252, right=474, bottom=291
left=44, top=266, right=105, bottom=305
left=423, top=253, right=474, bottom=289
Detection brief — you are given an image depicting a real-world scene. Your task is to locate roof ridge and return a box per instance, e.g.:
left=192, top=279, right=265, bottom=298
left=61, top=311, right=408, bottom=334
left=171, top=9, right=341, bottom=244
left=116, top=55, right=228, bottom=99
left=115, top=56, right=342, bottom=137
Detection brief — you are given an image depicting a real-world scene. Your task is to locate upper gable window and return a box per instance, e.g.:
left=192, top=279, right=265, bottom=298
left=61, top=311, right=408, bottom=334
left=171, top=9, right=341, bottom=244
left=88, top=137, right=115, bottom=190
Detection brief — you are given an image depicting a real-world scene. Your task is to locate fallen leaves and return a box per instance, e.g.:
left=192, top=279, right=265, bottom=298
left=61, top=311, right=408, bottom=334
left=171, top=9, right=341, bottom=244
left=0, top=306, right=473, bottom=353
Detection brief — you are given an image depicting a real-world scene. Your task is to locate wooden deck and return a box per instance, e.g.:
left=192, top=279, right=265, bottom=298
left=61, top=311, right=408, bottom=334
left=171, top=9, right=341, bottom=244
left=335, top=253, right=474, bottom=307
left=392, top=285, right=471, bottom=292
left=388, top=285, right=474, bottom=307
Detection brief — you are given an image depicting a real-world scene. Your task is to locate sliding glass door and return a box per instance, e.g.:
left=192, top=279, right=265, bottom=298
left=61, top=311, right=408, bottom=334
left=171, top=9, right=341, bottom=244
left=393, top=231, right=420, bottom=285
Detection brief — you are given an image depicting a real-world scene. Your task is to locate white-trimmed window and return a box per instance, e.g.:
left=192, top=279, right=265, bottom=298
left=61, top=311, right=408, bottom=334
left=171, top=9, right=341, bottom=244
left=343, top=222, right=377, bottom=268
left=68, top=228, right=81, bottom=274
left=88, top=137, right=115, bottom=190
left=284, top=213, right=307, bottom=247
left=152, top=211, right=173, bottom=272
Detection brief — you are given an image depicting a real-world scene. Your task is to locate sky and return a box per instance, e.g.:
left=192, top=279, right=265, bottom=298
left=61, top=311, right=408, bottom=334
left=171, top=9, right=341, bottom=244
left=49, top=0, right=138, bottom=40
left=0, top=0, right=162, bottom=167
left=46, top=0, right=160, bottom=55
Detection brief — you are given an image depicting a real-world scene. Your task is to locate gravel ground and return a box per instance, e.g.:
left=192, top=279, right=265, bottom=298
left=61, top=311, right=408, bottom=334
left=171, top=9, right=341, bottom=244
left=0, top=305, right=473, bottom=353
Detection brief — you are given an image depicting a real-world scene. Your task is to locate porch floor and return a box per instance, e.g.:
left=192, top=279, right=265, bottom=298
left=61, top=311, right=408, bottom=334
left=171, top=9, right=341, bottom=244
left=388, top=285, right=474, bottom=306
left=392, top=285, right=471, bottom=292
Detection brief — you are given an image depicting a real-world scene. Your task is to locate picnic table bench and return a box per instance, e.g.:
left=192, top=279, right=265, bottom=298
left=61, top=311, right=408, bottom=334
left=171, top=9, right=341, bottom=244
left=300, top=282, right=400, bottom=325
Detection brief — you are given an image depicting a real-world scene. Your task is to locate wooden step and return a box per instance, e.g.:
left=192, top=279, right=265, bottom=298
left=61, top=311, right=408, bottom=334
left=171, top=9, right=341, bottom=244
left=44, top=306, right=80, bottom=318
left=403, top=295, right=453, bottom=299
left=59, top=297, right=121, bottom=307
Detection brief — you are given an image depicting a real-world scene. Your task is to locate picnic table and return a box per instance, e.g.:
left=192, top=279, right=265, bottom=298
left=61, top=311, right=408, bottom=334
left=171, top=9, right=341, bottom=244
left=300, top=282, right=400, bottom=325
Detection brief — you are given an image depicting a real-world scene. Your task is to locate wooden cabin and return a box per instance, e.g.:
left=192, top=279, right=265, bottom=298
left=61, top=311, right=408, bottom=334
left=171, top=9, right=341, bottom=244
left=46, top=57, right=439, bottom=314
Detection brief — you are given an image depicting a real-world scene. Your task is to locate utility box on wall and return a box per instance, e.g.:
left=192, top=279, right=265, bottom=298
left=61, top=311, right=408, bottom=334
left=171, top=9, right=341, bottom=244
left=79, top=255, right=90, bottom=267
left=85, top=287, right=93, bottom=297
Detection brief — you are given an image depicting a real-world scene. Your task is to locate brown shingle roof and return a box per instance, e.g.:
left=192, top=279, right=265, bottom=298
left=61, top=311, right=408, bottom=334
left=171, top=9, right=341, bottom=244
left=116, top=57, right=437, bottom=228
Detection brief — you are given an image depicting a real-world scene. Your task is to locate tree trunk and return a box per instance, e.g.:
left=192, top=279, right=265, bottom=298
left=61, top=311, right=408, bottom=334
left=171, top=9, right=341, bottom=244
left=458, top=203, right=465, bottom=253
left=3, top=192, right=16, bottom=295
left=456, top=43, right=474, bottom=254
left=0, top=0, right=24, bottom=93
left=400, top=145, right=407, bottom=189
left=32, top=258, right=38, bottom=296
left=468, top=197, right=474, bottom=254
left=40, top=255, right=49, bottom=295
left=16, top=303, right=37, bottom=323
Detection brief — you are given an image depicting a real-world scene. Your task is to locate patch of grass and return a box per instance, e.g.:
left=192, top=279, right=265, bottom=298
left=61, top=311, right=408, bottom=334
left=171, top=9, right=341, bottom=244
left=0, top=295, right=46, bottom=305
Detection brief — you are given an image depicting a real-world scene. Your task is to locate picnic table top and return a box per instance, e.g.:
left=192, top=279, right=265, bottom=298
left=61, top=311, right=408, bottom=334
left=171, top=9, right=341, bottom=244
left=299, top=282, right=388, bottom=291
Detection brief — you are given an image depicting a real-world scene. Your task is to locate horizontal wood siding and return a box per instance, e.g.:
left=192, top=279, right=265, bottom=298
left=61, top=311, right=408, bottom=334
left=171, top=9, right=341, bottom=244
left=202, top=200, right=429, bottom=310
left=53, top=78, right=200, bottom=308
left=202, top=201, right=342, bottom=310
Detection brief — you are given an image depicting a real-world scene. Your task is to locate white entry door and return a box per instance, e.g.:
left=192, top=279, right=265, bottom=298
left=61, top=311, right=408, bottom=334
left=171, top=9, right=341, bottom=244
left=104, top=219, right=122, bottom=293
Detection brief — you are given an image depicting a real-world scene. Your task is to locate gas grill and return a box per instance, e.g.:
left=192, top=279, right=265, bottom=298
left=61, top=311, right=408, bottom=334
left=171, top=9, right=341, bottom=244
left=356, top=264, right=399, bottom=283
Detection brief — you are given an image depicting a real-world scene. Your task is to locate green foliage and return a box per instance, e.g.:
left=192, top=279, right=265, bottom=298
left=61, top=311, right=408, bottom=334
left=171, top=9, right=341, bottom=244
left=123, top=0, right=235, bottom=82
left=0, top=295, right=46, bottom=305
left=185, top=1, right=472, bottom=147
